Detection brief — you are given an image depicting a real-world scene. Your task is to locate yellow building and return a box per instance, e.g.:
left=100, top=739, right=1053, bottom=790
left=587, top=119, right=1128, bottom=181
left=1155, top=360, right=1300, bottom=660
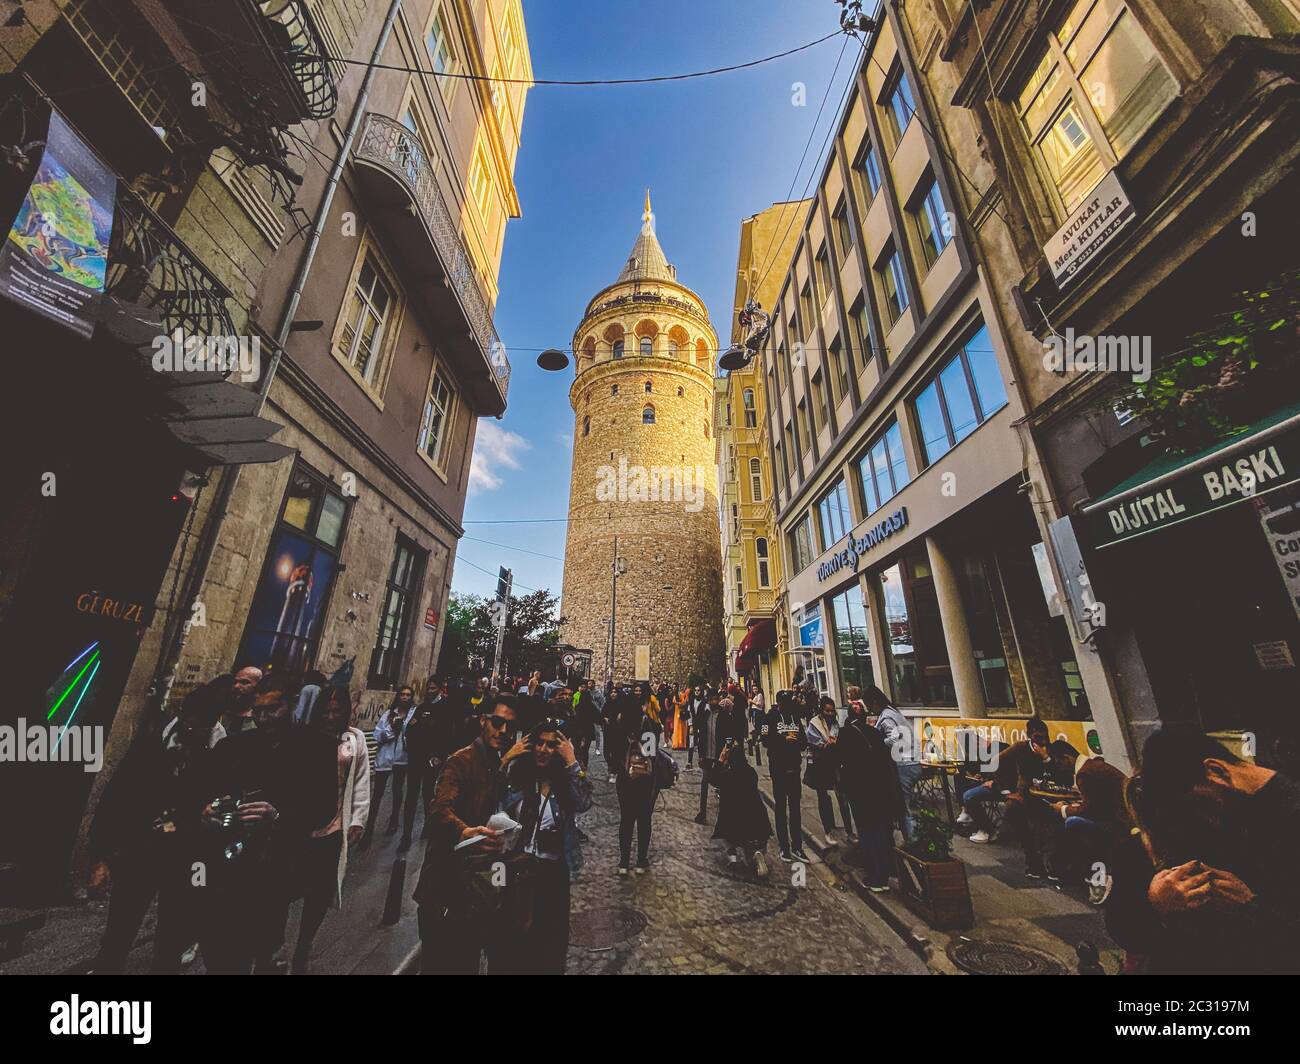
left=717, top=201, right=808, bottom=697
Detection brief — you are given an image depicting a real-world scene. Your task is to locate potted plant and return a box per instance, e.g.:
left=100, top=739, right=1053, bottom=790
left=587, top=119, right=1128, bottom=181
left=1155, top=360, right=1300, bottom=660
left=893, top=808, right=974, bottom=931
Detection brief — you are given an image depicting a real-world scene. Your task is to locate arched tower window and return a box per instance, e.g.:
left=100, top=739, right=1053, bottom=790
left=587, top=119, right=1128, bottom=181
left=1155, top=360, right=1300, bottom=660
left=668, top=325, right=688, bottom=359
left=644, top=380, right=652, bottom=393
left=704, top=420, right=710, bottom=439
left=695, top=338, right=708, bottom=368
left=677, top=386, right=683, bottom=397
left=582, top=416, right=590, bottom=437
left=612, top=339, right=624, bottom=359
left=611, top=384, right=618, bottom=396
left=643, top=405, right=656, bottom=425
left=639, top=336, right=653, bottom=356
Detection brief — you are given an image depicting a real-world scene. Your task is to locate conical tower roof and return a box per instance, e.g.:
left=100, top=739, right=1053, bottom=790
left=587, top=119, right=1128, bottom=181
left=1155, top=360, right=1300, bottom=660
left=616, top=189, right=676, bottom=283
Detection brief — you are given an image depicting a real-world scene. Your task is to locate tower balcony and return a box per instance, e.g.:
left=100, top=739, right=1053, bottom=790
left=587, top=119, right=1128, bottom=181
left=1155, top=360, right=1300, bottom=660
left=352, top=113, right=510, bottom=415
left=165, top=0, right=338, bottom=122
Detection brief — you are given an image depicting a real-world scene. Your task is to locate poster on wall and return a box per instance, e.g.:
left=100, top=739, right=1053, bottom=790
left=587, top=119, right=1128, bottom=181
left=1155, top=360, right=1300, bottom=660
left=1256, top=482, right=1300, bottom=628
left=0, top=107, right=115, bottom=338
left=238, top=529, right=339, bottom=674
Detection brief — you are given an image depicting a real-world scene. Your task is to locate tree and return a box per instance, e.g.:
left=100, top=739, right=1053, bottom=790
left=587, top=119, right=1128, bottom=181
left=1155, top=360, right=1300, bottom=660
left=436, top=588, right=565, bottom=681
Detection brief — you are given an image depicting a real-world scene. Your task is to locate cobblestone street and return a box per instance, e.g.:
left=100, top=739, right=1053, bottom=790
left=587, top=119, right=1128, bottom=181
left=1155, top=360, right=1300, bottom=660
left=566, top=746, right=926, bottom=975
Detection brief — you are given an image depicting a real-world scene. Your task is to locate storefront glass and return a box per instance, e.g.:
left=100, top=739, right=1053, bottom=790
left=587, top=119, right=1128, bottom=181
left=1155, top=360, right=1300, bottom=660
left=830, top=582, right=873, bottom=695
left=959, top=552, right=1016, bottom=707
left=879, top=551, right=955, bottom=705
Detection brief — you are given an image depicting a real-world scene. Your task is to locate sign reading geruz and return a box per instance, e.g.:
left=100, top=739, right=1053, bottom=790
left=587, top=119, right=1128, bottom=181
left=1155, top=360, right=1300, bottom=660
left=1044, top=170, right=1135, bottom=287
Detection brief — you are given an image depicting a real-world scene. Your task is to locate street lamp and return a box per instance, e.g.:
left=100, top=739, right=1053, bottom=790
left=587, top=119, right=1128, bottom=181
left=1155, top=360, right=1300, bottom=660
left=608, top=539, right=627, bottom=683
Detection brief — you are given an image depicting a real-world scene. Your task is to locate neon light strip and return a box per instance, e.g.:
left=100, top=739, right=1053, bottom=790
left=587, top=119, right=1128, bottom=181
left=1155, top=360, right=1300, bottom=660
left=53, top=658, right=101, bottom=756
left=61, top=641, right=99, bottom=676
left=48, top=649, right=100, bottom=721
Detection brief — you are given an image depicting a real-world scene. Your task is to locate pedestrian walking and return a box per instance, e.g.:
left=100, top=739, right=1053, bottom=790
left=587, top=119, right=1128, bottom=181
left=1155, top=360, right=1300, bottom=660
left=496, top=720, right=593, bottom=973
left=291, top=685, right=370, bottom=973
left=765, top=690, right=809, bottom=863
left=612, top=684, right=662, bottom=875
left=806, top=695, right=855, bottom=849
left=361, top=685, right=414, bottom=846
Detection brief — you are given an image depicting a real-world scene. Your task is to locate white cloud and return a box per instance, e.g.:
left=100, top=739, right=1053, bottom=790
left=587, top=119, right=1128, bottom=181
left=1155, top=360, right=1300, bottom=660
left=469, top=420, right=529, bottom=493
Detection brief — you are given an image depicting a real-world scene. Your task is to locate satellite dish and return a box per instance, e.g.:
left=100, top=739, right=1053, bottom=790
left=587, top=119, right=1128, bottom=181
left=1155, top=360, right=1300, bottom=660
left=537, top=348, right=570, bottom=371
left=718, top=344, right=750, bottom=372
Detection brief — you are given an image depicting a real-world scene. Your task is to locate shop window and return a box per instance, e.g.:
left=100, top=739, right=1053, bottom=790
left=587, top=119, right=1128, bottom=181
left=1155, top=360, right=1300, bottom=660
left=857, top=419, right=910, bottom=515
left=959, top=552, right=1017, bottom=708
left=368, top=535, right=427, bottom=690
left=238, top=464, right=350, bottom=674
left=416, top=363, right=456, bottom=471
left=831, top=583, right=873, bottom=696
left=790, top=512, right=815, bottom=573
left=913, top=324, right=1007, bottom=465
left=1015, top=0, right=1176, bottom=214
left=817, top=479, right=852, bottom=549
left=878, top=552, right=955, bottom=706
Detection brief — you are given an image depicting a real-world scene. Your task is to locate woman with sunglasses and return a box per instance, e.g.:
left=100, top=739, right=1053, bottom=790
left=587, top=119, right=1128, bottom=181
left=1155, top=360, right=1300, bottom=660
left=497, top=719, right=593, bottom=973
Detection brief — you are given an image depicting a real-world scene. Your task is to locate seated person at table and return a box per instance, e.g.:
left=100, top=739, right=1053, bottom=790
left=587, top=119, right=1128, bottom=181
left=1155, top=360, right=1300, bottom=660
left=1003, top=740, right=1079, bottom=881
left=960, top=717, right=1050, bottom=845
left=1053, top=753, right=1129, bottom=902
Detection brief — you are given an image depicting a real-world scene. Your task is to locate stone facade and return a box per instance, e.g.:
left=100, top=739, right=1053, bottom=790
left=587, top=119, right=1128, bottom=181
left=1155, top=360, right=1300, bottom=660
left=562, top=199, right=725, bottom=683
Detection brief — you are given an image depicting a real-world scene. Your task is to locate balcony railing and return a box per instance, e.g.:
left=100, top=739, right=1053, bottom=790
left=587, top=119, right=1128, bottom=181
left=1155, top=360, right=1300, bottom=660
left=354, top=113, right=510, bottom=404
left=107, top=184, right=236, bottom=341
left=745, top=589, right=776, bottom=617
left=256, top=0, right=338, bottom=119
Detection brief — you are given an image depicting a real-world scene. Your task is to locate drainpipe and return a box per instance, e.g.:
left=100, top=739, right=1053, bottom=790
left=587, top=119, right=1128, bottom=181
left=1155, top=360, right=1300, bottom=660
left=147, top=0, right=404, bottom=712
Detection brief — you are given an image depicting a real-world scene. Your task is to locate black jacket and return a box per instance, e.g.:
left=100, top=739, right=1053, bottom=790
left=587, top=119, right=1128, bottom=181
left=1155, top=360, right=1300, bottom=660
left=712, top=759, right=772, bottom=846
left=764, top=707, right=807, bottom=774
left=837, top=716, right=903, bottom=823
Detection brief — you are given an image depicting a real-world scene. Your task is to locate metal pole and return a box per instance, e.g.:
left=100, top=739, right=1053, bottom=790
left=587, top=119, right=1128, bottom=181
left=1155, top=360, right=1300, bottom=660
left=608, top=536, right=618, bottom=684
left=491, top=569, right=512, bottom=684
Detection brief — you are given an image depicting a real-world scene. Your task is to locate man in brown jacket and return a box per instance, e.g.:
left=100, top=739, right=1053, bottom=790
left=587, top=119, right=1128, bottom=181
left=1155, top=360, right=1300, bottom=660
left=414, top=695, right=518, bottom=974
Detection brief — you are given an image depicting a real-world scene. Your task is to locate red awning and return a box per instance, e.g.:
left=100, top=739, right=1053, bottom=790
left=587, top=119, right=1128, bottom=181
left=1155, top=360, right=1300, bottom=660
left=734, top=618, right=777, bottom=673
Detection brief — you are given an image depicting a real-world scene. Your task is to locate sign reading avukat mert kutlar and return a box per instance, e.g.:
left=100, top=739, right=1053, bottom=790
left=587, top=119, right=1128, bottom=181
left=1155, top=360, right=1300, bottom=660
left=0, top=107, right=116, bottom=338
left=1044, top=170, right=1135, bottom=288
left=1086, top=422, right=1300, bottom=549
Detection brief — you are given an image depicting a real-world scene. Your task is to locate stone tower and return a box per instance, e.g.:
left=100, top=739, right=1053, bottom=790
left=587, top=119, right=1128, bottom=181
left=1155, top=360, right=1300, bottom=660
left=562, top=194, right=725, bottom=684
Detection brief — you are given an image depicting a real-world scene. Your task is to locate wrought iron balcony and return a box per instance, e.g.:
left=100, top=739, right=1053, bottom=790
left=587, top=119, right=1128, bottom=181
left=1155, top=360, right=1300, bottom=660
left=107, top=185, right=236, bottom=340
left=353, top=113, right=510, bottom=410
left=255, top=0, right=338, bottom=120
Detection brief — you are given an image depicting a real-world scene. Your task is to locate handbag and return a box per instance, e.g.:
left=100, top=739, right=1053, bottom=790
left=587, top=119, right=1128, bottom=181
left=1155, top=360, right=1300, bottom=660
left=654, top=748, right=678, bottom=790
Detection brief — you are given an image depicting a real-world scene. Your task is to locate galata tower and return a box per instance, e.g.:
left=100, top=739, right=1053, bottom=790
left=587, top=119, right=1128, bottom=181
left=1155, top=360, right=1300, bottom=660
left=562, top=193, right=725, bottom=684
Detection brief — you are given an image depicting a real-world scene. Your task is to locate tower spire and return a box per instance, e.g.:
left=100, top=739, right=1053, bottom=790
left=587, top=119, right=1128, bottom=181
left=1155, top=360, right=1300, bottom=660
left=642, top=188, right=654, bottom=234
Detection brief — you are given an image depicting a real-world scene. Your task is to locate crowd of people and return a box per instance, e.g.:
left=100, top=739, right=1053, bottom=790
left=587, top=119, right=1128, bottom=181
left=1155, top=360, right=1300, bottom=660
left=86, top=660, right=1300, bottom=976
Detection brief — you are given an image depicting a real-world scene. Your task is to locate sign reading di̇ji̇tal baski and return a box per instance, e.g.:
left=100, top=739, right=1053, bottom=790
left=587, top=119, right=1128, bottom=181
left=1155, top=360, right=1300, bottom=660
left=1087, top=428, right=1298, bottom=549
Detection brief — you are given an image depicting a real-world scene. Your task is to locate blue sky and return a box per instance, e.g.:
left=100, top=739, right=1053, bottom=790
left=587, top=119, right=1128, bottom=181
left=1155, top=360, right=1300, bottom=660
left=455, top=0, right=853, bottom=601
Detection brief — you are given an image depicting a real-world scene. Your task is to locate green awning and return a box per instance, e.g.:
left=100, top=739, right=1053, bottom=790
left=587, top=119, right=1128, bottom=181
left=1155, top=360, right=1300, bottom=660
left=1083, top=400, right=1300, bottom=548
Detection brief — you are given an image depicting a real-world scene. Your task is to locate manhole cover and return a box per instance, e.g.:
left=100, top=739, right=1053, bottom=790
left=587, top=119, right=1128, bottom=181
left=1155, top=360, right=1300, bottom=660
left=569, top=906, right=648, bottom=950
left=946, top=939, right=1069, bottom=976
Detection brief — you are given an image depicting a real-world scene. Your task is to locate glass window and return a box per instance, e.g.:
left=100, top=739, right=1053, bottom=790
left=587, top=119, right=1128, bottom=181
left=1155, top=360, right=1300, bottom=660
left=238, top=464, right=349, bottom=674
left=757, top=538, right=771, bottom=587
left=834, top=201, right=853, bottom=258
left=469, top=148, right=492, bottom=218
left=878, top=551, right=955, bottom=706
left=427, top=8, right=455, bottom=75
left=858, top=419, right=910, bottom=516
left=368, top=535, right=426, bottom=690
left=879, top=247, right=908, bottom=323
left=417, top=365, right=455, bottom=468
left=851, top=297, right=874, bottom=368
left=960, top=552, right=1016, bottom=708
left=612, top=339, right=624, bottom=359
left=817, top=479, right=852, bottom=548
left=913, top=325, right=1008, bottom=465
left=829, top=337, right=849, bottom=404
left=1016, top=0, right=1175, bottom=213
left=791, top=513, right=815, bottom=573
left=743, top=388, right=757, bottom=427
left=639, top=336, right=653, bottom=356
left=339, top=254, right=395, bottom=385
left=886, top=69, right=917, bottom=141
left=750, top=457, right=763, bottom=502
left=831, top=582, right=873, bottom=696
left=859, top=146, right=882, bottom=201
left=815, top=246, right=833, bottom=305
left=914, top=176, right=951, bottom=268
